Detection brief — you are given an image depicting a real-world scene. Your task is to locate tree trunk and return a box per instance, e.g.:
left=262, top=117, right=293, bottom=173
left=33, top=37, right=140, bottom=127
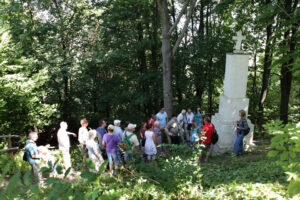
left=158, top=0, right=174, bottom=116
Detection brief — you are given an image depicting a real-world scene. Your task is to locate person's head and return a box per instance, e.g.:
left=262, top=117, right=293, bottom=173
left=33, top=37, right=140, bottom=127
left=160, top=108, right=165, bottom=113
left=181, top=109, right=186, bottom=115
left=127, top=123, right=137, bottom=132
left=141, top=122, right=147, bottom=128
left=197, top=107, right=201, bottom=113
left=114, top=119, right=121, bottom=127
left=88, top=130, right=97, bottom=140
left=151, top=114, right=156, bottom=120
left=187, top=108, right=192, bottom=113
left=192, top=122, right=198, bottom=129
left=99, top=119, right=106, bottom=128
left=60, top=121, right=68, bottom=130
left=107, top=124, right=114, bottom=133
left=204, top=116, right=211, bottom=124
left=171, top=114, right=177, bottom=121
left=29, top=132, right=38, bottom=141
left=146, top=124, right=153, bottom=130
left=239, top=110, right=246, bottom=119
left=80, top=118, right=88, bottom=127
left=154, top=121, right=160, bottom=128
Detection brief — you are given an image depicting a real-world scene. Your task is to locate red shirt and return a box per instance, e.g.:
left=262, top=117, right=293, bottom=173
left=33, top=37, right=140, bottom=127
left=201, top=123, right=214, bottom=144
left=140, top=128, right=146, bottom=139
left=148, top=119, right=155, bottom=128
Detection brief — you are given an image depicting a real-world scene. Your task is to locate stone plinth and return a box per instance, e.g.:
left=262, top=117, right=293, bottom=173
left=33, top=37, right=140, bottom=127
left=212, top=53, right=255, bottom=155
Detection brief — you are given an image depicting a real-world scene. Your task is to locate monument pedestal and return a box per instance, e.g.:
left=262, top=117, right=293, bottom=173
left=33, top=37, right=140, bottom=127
left=212, top=53, right=255, bottom=155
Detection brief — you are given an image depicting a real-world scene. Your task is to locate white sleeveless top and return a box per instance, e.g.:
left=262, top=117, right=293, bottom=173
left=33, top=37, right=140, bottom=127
left=145, top=131, right=157, bottom=155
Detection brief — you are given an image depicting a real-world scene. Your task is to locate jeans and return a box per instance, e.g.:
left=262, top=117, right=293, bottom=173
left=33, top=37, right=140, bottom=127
left=234, top=133, right=244, bottom=155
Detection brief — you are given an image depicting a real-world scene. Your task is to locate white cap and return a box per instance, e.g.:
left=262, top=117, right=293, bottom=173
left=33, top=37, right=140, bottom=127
left=114, top=120, right=121, bottom=126
left=181, top=109, right=186, bottom=114
left=127, top=123, right=137, bottom=130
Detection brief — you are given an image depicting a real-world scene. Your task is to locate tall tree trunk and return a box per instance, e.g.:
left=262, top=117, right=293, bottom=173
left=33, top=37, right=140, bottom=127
left=158, top=0, right=174, bottom=116
left=258, top=10, right=273, bottom=131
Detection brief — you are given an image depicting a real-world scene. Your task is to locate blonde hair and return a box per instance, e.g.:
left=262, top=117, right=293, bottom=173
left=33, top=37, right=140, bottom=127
left=239, top=110, right=246, bottom=119
left=88, top=130, right=97, bottom=139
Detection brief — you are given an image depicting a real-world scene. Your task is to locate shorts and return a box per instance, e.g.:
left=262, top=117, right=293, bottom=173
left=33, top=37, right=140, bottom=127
left=107, top=152, right=120, bottom=165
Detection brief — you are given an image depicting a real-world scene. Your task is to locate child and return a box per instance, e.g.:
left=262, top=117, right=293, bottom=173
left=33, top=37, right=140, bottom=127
left=86, top=130, right=104, bottom=171
left=144, top=124, right=157, bottom=161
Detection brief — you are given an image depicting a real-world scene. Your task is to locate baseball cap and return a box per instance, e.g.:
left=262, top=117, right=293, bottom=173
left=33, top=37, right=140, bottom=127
left=114, top=120, right=121, bottom=126
left=127, top=123, right=137, bottom=130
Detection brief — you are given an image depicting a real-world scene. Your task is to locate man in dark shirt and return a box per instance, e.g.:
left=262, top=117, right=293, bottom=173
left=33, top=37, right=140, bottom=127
left=96, top=120, right=107, bottom=149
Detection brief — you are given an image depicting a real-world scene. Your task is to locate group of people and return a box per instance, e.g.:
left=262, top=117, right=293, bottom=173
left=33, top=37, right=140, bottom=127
left=24, top=107, right=249, bottom=185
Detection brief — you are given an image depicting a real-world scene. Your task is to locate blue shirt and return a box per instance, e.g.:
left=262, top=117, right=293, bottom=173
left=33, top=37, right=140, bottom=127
left=156, top=112, right=168, bottom=128
left=96, top=127, right=107, bottom=138
left=194, top=112, right=202, bottom=124
left=113, top=126, right=123, bottom=142
left=25, top=140, right=39, bottom=165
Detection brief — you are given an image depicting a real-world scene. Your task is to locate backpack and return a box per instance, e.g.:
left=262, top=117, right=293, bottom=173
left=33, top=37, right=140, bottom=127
left=211, top=125, right=219, bottom=144
left=23, top=151, right=28, bottom=161
left=242, top=119, right=250, bottom=136
left=123, top=131, right=135, bottom=150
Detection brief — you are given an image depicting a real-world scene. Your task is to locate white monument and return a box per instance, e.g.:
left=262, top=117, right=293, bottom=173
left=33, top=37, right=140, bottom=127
left=212, top=31, right=255, bottom=154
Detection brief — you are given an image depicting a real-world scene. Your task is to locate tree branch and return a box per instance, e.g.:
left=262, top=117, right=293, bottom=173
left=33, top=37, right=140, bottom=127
left=172, top=0, right=197, bottom=56
left=168, top=0, right=191, bottom=35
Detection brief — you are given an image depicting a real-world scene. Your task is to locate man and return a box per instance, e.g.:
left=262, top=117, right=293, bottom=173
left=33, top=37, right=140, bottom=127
left=186, top=108, right=194, bottom=142
left=25, top=132, right=42, bottom=185
left=78, top=118, right=89, bottom=168
left=113, top=119, right=123, bottom=142
left=57, top=121, right=77, bottom=170
left=198, top=117, right=214, bottom=164
left=156, top=108, right=168, bottom=129
left=96, top=120, right=107, bottom=148
left=165, top=114, right=181, bottom=145
left=122, top=123, right=140, bottom=160
left=177, top=109, right=187, bottom=143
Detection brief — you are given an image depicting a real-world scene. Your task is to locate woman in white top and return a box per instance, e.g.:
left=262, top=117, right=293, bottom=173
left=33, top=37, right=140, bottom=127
left=144, top=124, right=158, bottom=161
left=86, top=130, right=104, bottom=171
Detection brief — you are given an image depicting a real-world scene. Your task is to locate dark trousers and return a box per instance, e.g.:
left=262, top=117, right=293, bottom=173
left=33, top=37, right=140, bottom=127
left=170, top=136, right=181, bottom=145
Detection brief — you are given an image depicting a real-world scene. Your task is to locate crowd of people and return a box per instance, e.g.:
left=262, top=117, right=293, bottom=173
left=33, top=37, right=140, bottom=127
left=24, top=107, right=249, bottom=185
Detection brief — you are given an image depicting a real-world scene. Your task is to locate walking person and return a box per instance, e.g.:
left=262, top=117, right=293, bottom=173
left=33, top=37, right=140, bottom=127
left=78, top=118, right=89, bottom=169
left=57, top=121, right=77, bottom=171
left=86, top=130, right=104, bottom=171
left=25, top=132, right=43, bottom=185
left=153, top=121, right=162, bottom=156
left=198, top=117, right=214, bottom=164
left=103, top=125, right=121, bottom=175
left=194, top=107, right=202, bottom=130
left=234, top=110, right=249, bottom=156
left=144, top=124, right=158, bottom=161
left=165, top=114, right=181, bottom=145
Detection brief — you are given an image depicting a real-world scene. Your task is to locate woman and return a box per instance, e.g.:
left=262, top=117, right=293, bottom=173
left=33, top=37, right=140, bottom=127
left=102, top=125, right=121, bottom=175
left=194, top=107, right=202, bottom=129
left=86, top=130, right=104, bottom=171
left=190, top=122, right=200, bottom=144
left=153, top=121, right=162, bottom=156
left=234, top=110, right=249, bottom=156
left=144, top=124, right=157, bottom=161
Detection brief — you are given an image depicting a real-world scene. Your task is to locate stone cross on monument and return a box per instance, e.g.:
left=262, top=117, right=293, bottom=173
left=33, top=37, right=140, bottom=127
left=211, top=31, right=255, bottom=155
left=232, top=31, right=246, bottom=53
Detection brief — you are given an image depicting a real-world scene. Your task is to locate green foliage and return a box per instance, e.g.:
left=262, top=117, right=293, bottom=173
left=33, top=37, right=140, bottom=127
left=266, top=121, right=300, bottom=197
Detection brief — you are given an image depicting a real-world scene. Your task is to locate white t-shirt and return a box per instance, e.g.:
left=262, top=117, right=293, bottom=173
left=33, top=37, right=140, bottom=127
left=122, top=131, right=139, bottom=150
left=78, top=127, right=89, bottom=144
left=186, top=112, right=194, bottom=124
left=57, top=128, right=70, bottom=149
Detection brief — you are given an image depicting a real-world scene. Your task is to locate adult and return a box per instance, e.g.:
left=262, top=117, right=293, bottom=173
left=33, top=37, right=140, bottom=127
left=78, top=118, right=89, bottom=168
left=145, top=124, right=157, bottom=161
left=103, top=125, right=121, bottom=174
left=165, top=114, right=181, bottom=145
left=148, top=114, right=157, bottom=128
left=177, top=109, right=187, bottom=143
left=86, top=130, right=104, bottom=171
left=186, top=108, right=194, bottom=142
left=198, top=117, right=214, bottom=163
left=194, top=107, right=202, bottom=129
left=153, top=121, right=162, bottom=155
left=113, top=119, right=123, bottom=142
left=139, top=122, right=147, bottom=148
left=96, top=120, right=107, bottom=148
left=156, top=108, right=168, bottom=129
left=25, top=132, right=42, bottom=185
left=57, top=121, right=77, bottom=170
left=122, top=123, right=140, bottom=160
left=234, top=110, right=249, bottom=156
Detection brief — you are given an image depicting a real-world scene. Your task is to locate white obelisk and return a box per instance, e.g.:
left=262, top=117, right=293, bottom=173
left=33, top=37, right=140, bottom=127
left=212, top=31, right=255, bottom=154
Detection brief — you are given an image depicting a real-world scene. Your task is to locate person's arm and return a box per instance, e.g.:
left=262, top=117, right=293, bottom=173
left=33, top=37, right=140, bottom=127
left=67, top=132, right=77, bottom=137
left=78, top=129, right=83, bottom=144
